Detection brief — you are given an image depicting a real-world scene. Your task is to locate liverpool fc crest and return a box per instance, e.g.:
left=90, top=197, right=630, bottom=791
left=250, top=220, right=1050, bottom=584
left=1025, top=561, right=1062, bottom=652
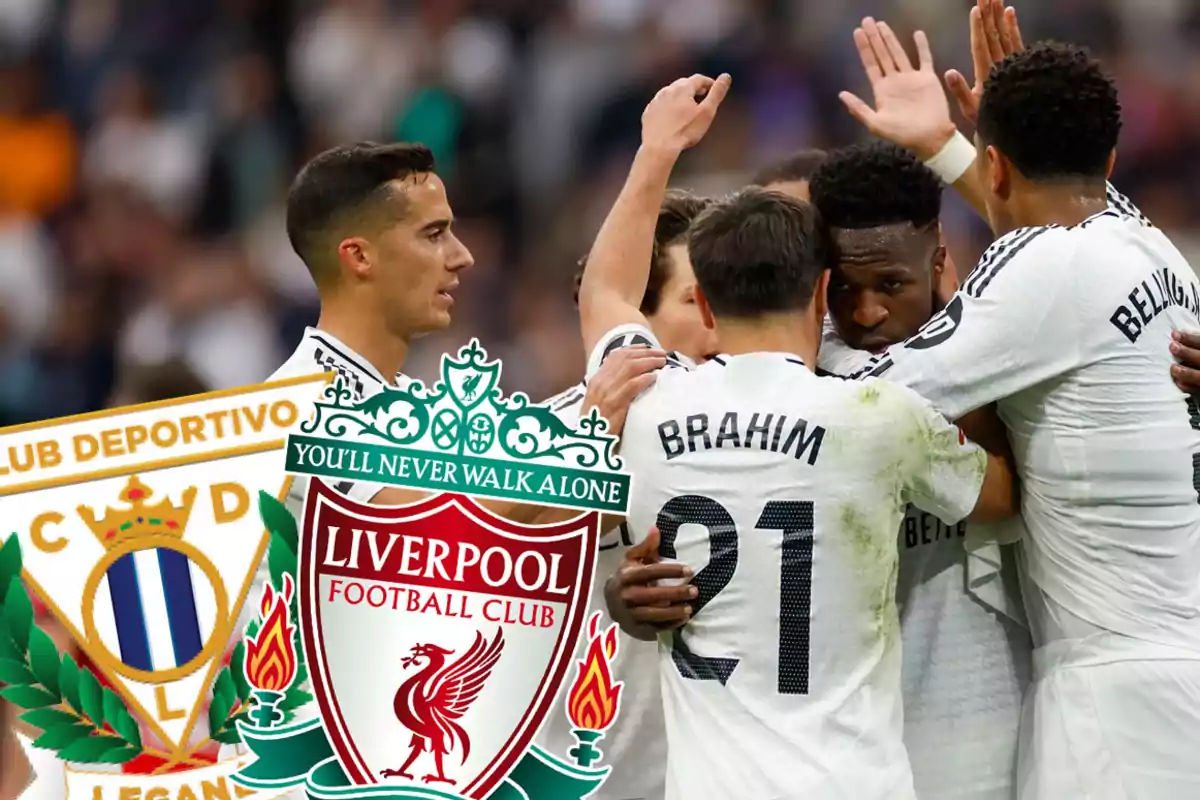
left=232, top=340, right=632, bottom=800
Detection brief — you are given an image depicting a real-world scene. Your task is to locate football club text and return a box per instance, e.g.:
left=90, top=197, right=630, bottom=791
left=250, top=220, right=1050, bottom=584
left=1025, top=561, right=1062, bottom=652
left=325, top=579, right=558, bottom=628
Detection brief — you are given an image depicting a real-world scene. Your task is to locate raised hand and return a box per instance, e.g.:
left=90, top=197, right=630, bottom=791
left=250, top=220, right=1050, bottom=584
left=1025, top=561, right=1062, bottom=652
left=838, top=18, right=958, bottom=160
left=944, top=0, right=1025, bottom=124
left=641, top=73, right=732, bottom=156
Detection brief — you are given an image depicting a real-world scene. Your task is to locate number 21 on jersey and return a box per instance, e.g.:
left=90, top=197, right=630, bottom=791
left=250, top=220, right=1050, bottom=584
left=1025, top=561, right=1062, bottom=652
left=656, top=495, right=814, bottom=694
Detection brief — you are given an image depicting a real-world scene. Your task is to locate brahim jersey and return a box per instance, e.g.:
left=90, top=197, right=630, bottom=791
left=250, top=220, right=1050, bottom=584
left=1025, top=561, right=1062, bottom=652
left=590, top=323, right=987, bottom=800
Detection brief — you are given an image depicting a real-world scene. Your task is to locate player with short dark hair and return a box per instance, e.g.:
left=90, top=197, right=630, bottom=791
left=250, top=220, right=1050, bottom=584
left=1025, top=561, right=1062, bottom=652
left=284, top=142, right=469, bottom=355
left=583, top=73, right=1018, bottom=800
left=810, top=142, right=1031, bottom=800
left=976, top=43, right=1119, bottom=181
left=840, top=6, right=1200, bottom=796
left=809, top=142, right=947, bottom=354
left=686, top=187, right=832, bottom=316
left=749, top=149, right=829, bottom=200
left=271, top=141, right=473, bottom=510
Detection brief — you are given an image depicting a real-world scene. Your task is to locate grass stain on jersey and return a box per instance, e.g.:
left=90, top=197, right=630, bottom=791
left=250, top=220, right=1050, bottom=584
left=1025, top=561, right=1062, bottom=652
left=839, top=503, right=901, bottom=651
left=905, top=408, right=988, bottom=486
left=856, top=383, right=882, bottom=406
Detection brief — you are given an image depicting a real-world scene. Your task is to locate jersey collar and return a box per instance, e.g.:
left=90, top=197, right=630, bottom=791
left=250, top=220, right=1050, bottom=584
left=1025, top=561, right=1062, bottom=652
left=303, top=326, right=393, bottom=385
left=712, top=352, right=806, bottom=367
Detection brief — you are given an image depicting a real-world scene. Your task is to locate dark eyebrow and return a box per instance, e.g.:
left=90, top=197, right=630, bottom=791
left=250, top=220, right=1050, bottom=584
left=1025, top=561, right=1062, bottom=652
left=420, top=218, right=453, bottom=234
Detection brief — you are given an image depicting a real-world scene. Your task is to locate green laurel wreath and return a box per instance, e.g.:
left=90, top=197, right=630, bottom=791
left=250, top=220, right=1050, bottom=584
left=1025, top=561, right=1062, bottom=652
left=207, top=492, right=312, bottom=743
left=0, top=534, right=144, bottom=764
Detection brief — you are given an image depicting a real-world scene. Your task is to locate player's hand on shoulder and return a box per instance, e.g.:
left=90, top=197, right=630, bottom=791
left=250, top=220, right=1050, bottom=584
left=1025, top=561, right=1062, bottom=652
left=641, top=73, right=732, bottom=156
left=604, top=527, right=697, bottom=642
left=583, top=344, right=667, bottom=438
left=1170, top=330, right=1200, bottom=394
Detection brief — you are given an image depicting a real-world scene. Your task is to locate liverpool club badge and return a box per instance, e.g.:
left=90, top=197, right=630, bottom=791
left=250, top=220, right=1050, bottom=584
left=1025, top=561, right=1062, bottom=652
left=231, top=340, right=632, bottom=799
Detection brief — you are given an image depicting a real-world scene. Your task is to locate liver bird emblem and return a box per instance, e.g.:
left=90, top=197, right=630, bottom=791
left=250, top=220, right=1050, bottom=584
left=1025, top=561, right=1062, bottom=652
left=380, top=628, right=506, bottom=786
left=461, top=371, right=484, bottom=401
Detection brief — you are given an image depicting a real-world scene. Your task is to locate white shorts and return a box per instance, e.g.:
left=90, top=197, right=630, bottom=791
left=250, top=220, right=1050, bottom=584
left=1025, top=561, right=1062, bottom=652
left=1018, top=639, right=1200, bottom=799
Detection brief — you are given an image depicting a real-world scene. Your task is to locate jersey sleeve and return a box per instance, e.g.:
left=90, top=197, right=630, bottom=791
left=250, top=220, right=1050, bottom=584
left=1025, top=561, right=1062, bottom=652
left=890, top=381, right=989, bottom=525
left=584, top=322, right=695, bottom=381
left=585, top=322, right=664, bottom=380
left=854, top=226, right=1082, bottom=420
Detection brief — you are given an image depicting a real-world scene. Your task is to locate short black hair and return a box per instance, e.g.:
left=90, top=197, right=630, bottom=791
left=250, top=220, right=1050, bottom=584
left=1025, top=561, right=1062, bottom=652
left=977, top=42, right=1121, bottom=181
left=809, top=142, right=942, bottom=229
left=687, top=188, right=830, bottom=317
left=750, top=149, right=829, bottom=187
left=573, top=189, right=711, bottom=312
left=286, top=142, right=436, bottom=276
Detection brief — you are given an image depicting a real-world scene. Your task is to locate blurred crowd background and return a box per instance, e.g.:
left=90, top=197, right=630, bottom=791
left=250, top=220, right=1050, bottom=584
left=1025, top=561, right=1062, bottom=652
left=3, top=0, right=1200, bottom=419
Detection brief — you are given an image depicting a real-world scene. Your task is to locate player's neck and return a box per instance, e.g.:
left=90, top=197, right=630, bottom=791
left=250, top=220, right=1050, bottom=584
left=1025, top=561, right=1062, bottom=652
left=1003, top=181, right=1108, bottom=232
left=316, top=302, right=410, bottom=382
left=714, top=314, right=819, bottom=370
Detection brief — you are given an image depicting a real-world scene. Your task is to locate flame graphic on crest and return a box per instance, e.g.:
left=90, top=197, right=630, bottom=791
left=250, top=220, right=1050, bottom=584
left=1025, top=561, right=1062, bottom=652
left=566, top=612, right=622, bottom=731
left=245, top=574, right=298, bottom=692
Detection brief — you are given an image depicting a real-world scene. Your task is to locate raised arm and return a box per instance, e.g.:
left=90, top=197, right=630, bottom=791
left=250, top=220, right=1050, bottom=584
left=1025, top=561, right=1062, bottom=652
left=578, top=73, right=731, bottom=356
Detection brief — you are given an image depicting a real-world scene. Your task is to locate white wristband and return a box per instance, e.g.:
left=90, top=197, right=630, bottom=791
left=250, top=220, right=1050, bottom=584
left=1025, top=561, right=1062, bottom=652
left=923, top=131, right=976, bottom=184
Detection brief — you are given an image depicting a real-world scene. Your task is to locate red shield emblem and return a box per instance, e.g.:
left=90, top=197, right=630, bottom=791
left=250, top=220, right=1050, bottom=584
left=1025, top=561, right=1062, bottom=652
left=298, top=480, right=600, bottom=798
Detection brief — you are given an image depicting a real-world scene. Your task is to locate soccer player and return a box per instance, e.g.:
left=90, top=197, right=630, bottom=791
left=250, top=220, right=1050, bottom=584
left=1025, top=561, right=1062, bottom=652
left=581, top=72, right=1020, bottom=800
left=268, top=141, right=472, bottom=510
left=536, top=190, right=715, bottom=800
left=265, top=141, right=564, bottom=524
left=838, top=9, right=1200, bottom=796
left=750, top=149, right=828, bottom=201
left=809, top=142, right=1031, bottom=799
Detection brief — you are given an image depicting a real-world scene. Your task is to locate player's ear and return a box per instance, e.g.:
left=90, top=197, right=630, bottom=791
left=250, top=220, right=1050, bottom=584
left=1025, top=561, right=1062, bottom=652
left=337, top=237, right=374, bottom=280
left=986, top=145, right=1008, bottom=198
left=695, top=287, right=717, bottom=330
left=813, top=268, right=830, bottom=322
left=1106, top=149, right=1117, bottom=180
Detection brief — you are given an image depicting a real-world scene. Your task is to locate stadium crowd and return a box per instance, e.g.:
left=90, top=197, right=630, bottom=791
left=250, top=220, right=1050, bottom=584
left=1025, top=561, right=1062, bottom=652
left=3, top=0, right=1200, bottom=422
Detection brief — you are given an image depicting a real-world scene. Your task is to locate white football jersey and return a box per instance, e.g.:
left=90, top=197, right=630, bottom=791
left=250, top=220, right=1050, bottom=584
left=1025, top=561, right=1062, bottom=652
left=534, top=384, right=667, bottom=800
left=228, top=327, right=414, bottom=747
left=269, top=326, right=413, bottom=514
left=590, top=323, right=988, bottom=800
left=820, top=321, right=1031, bottom=799
left=855, top=186, right=1200, bottom=652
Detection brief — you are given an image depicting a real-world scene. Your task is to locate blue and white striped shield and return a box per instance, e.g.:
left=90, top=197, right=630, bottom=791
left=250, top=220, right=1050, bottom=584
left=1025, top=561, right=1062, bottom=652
left=93, top=547, right=219, bottom=674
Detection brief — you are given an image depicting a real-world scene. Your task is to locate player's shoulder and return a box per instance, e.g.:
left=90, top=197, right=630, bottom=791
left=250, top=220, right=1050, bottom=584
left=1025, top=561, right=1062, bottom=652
left=543, top=382, right=587, bottom=427
left=1106, top=182, right=1154, bottom=229
left=587, top=322, right=696, bottom=380
left=269, top=343, right=322, bottom=382
left=836, top=375, right=929, bottom=417
left=960, top=224, right=1076, bottom=299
